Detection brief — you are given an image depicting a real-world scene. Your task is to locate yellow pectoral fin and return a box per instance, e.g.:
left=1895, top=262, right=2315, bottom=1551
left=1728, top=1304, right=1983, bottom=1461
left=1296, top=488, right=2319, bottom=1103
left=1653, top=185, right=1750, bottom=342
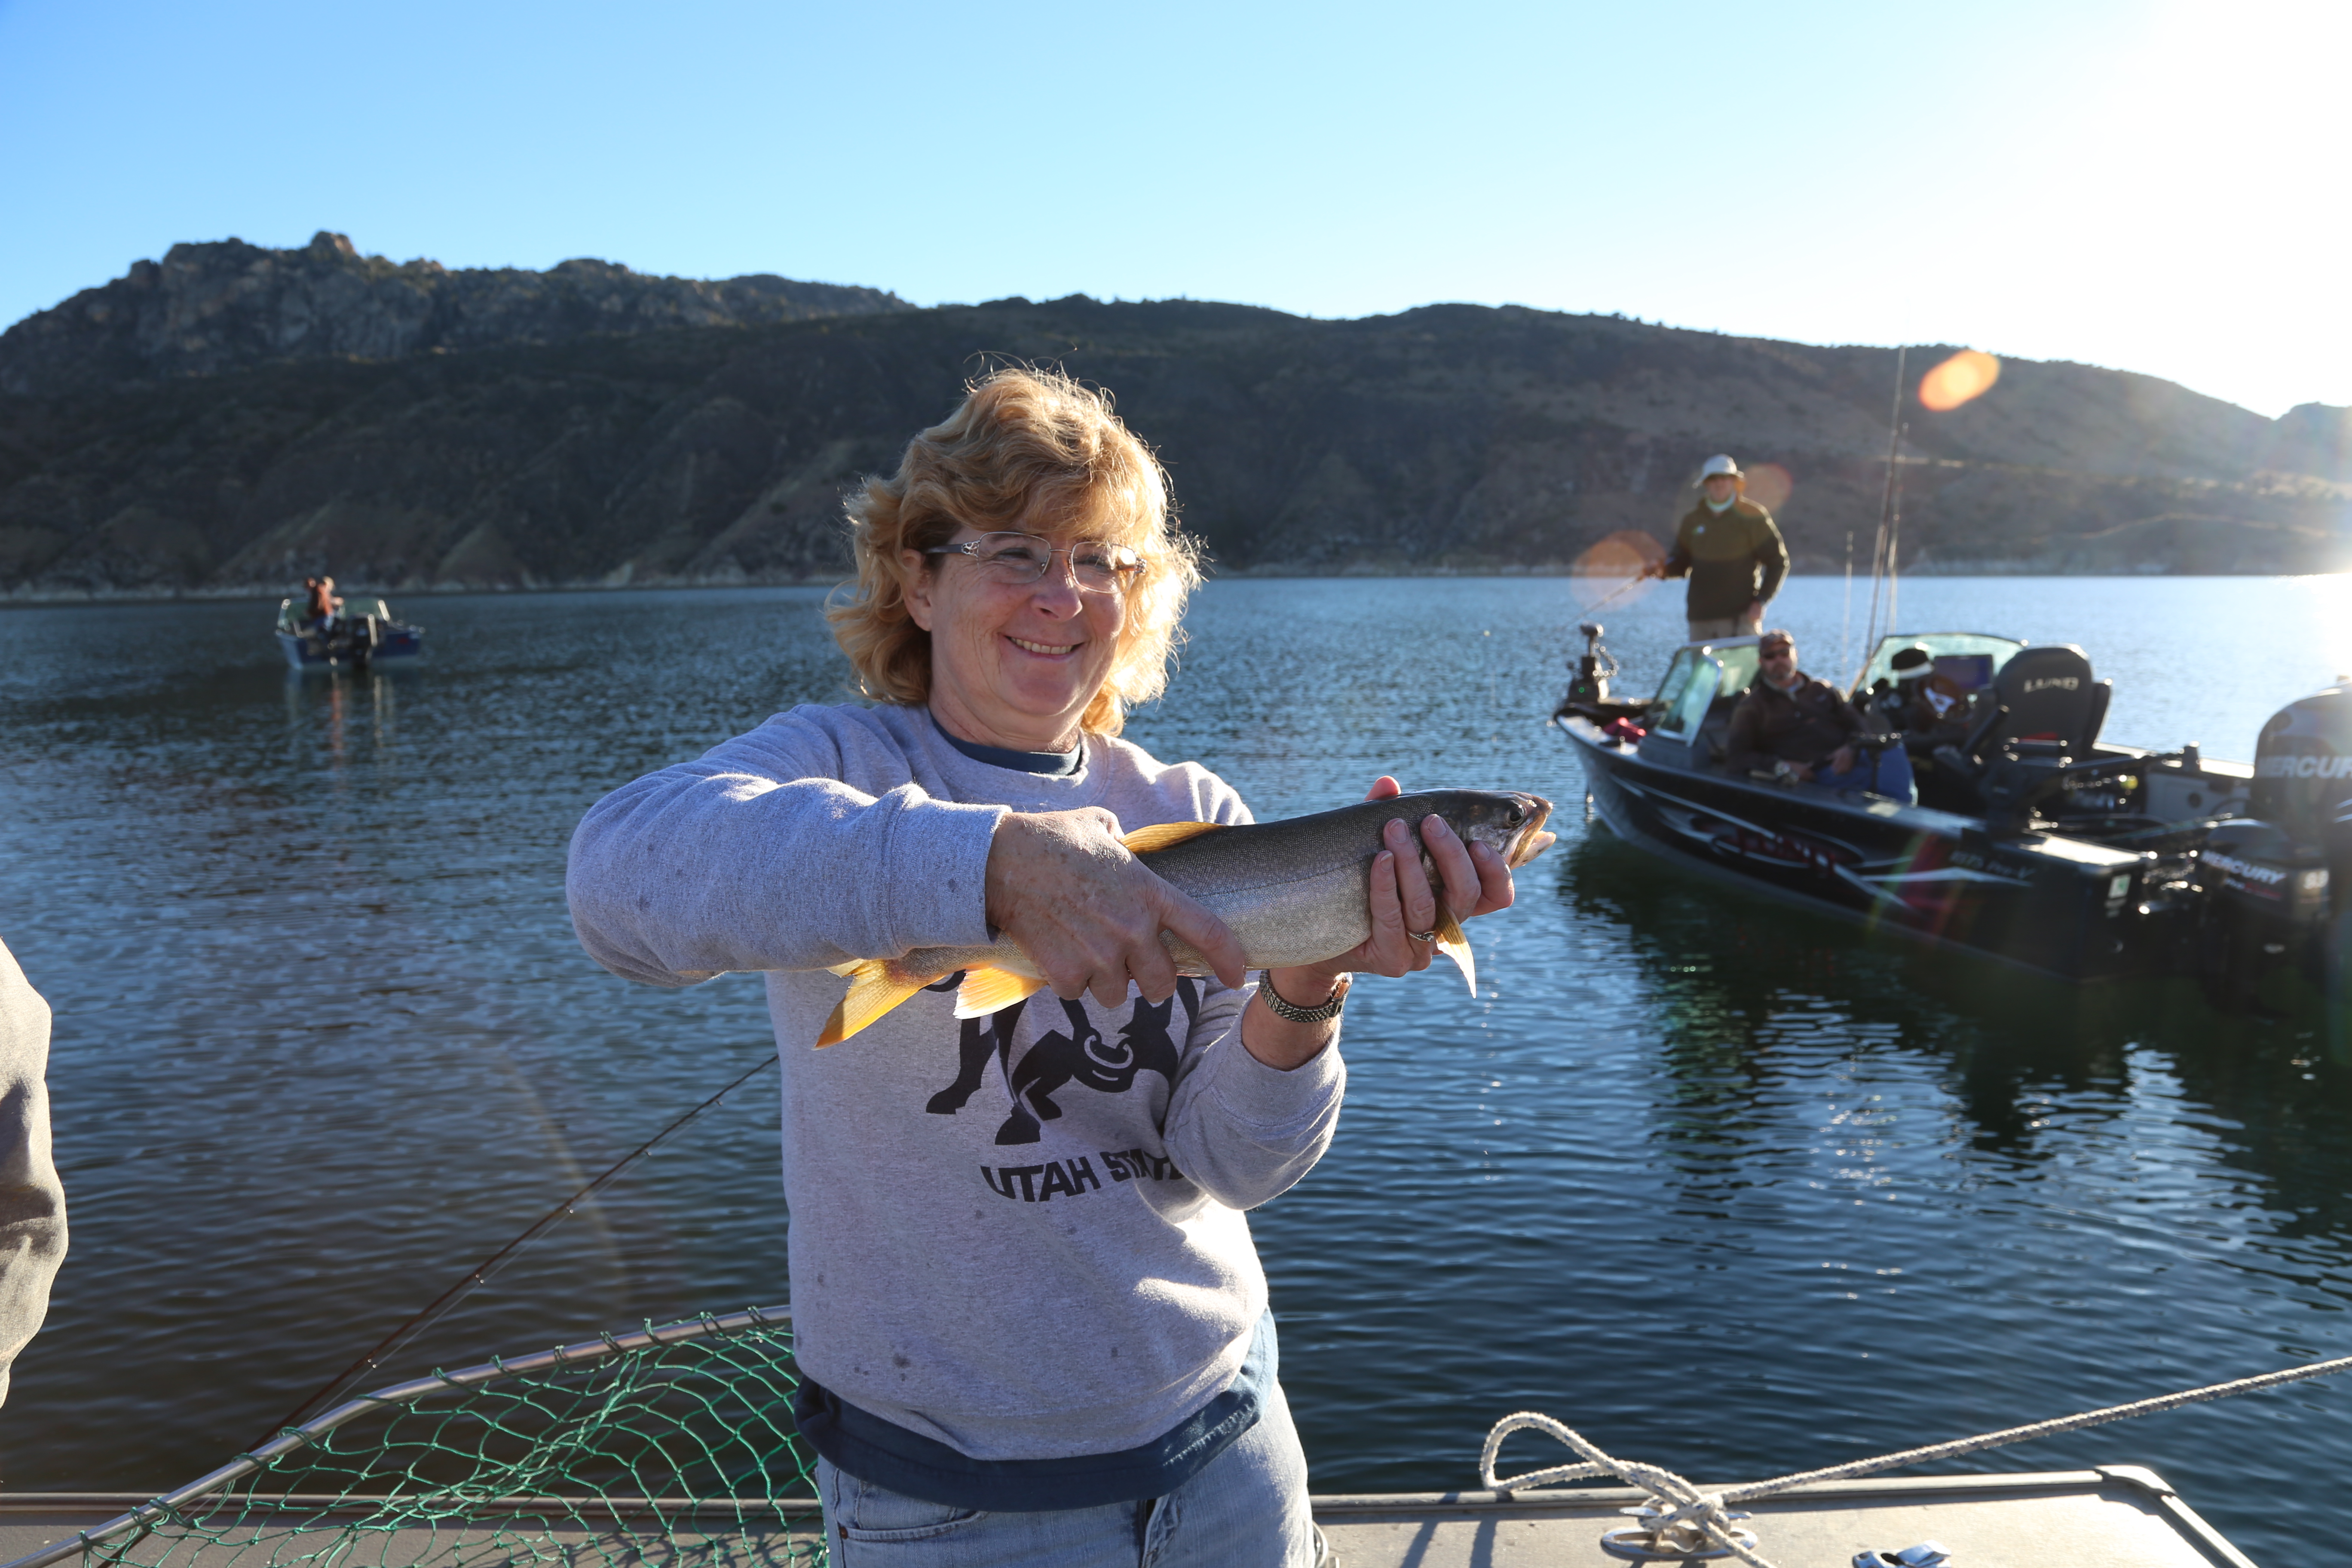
left=1121, top=820, right=1227, bottom=854
left=817, top=961, right=928, bottom=1047
left=1432, top=910, right=1476, bottom=996
left=955, top=966, right=1049, bottom=1020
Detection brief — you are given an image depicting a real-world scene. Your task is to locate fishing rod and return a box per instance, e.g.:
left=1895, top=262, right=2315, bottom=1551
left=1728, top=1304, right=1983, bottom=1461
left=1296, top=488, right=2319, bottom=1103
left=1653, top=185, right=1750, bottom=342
left=1854, top=346, right=1909, bottom=686
left=1580, top=570, right=1653, bottom=614
left=263, top=1047, right=781, bottom=1439
left=1839, top=530, right=1856, bottom=689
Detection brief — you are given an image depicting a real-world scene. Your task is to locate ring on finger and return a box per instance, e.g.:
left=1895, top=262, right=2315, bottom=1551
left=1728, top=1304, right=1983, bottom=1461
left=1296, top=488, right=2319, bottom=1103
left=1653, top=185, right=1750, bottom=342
left=1407, top=929, right=1437, bottom=943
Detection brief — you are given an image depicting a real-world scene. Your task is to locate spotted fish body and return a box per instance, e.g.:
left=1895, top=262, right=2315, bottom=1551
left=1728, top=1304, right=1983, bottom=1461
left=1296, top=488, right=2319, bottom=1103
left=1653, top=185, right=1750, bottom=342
left=820, top=789, right=1555, bottom=1045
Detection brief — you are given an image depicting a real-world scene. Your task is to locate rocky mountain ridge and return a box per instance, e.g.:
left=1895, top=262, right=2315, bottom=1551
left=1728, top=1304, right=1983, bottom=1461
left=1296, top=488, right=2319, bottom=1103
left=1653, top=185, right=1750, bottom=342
left=2, top=240, right=2347, bottom=597
left=0, top=232, right=912, bottom=397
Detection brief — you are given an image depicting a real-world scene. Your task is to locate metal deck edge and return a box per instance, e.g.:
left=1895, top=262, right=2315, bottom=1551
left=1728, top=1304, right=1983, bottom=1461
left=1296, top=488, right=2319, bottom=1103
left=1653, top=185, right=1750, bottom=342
left=0, top=1468, right=2261, bottom=1567
left=1314, top=1467, right=2258, bottom=1568
left=1311, top=1466, right=2120, bottom=1513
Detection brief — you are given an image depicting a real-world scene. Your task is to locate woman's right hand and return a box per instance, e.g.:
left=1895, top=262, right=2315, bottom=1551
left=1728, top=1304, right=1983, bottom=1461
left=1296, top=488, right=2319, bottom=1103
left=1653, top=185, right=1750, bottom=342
left=985, top=809, right=1248, bottom=1008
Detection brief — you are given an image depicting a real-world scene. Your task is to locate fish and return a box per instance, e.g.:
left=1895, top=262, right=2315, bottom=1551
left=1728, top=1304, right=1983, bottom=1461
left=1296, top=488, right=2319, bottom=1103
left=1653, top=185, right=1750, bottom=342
left=819, top=788, right=1556, bottom=1045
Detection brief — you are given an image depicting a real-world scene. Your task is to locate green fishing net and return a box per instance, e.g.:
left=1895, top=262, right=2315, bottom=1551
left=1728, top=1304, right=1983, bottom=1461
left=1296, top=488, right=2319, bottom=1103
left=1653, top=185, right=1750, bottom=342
left=31, top=1308, right=824, bottom=1568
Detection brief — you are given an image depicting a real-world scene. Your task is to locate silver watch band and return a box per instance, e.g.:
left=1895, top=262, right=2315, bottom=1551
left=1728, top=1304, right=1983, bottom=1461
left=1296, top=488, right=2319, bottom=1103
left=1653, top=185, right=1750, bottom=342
left=1257, top=971, right=1346, bottom=1023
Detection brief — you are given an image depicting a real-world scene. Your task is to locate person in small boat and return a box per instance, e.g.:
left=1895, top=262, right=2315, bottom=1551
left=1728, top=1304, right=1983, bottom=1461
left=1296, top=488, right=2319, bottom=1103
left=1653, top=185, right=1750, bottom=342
left=1728, top=630, right=1916, bottom=800
left=567, top=368, right=1529, bottom=1567
left=303, top=575, right=342, bottom=633
left=1648, top=454, right=1788, bottom=641
left=1874, top=645, right=1980, bottom=756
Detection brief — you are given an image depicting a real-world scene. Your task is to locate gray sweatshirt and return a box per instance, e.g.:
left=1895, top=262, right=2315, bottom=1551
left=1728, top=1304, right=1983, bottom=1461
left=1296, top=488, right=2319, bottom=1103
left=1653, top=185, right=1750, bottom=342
left=0, top=936, right=66, bottom=1408
left=566, top=703, right=1345, bottom=1460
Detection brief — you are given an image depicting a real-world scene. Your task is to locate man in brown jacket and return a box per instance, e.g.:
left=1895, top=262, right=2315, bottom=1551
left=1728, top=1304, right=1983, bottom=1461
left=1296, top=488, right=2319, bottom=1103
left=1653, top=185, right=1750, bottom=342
left=1651, top=455, right=1788, bottom=640
left=1726, top=631, right=1914, bottom=802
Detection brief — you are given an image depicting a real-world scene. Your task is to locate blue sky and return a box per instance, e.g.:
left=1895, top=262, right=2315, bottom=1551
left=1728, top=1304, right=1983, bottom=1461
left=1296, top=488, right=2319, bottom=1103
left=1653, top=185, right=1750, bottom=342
left=2, top=0, right=2342, bottom=417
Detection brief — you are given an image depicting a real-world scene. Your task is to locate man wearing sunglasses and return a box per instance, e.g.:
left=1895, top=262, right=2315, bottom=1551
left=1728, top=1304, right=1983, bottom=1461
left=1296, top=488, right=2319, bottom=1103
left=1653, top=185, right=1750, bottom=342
left=1727, top=631, right=1915, bottom=802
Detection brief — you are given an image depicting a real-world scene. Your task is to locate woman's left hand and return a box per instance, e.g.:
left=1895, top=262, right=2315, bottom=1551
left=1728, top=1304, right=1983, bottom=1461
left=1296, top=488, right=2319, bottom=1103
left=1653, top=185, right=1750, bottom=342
left=1267, top=775, right=1519, bottom=996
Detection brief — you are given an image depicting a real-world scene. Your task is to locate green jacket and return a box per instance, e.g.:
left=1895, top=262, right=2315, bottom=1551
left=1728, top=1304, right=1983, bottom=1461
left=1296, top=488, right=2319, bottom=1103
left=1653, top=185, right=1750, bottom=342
left=1663, top=499, right=1788, bottom=620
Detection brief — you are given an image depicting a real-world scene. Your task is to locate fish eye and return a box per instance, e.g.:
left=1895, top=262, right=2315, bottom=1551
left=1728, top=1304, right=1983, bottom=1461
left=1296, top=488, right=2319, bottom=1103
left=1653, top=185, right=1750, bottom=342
left=1504, top=804, right=1524, bottom=827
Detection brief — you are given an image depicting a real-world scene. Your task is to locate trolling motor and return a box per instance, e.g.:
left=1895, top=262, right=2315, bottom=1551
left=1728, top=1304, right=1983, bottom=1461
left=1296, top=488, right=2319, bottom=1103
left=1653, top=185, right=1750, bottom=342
left=1550, top=623, right=1621, bottom=726
left=1560, top=622, right=1620, bottom=712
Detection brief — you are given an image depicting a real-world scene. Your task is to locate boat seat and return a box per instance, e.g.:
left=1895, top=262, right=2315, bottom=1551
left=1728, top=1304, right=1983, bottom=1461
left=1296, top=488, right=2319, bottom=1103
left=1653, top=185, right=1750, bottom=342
left=1971, top=645, right=2107, bottom=759
left=1934, top=643, right=2112, bottom=822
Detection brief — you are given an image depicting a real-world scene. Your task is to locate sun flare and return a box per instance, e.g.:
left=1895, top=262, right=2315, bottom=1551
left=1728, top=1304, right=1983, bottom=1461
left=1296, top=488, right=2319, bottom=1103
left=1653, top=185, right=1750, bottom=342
left=1919, top=349, right=2001, bottom=413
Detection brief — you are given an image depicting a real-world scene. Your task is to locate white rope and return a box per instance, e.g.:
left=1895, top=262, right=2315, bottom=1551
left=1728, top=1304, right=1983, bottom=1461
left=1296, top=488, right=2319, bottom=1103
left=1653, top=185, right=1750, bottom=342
left=1479, top=1413, right=1773, bottom=1565
left=1482, top=1351, right=2352, bottom=1565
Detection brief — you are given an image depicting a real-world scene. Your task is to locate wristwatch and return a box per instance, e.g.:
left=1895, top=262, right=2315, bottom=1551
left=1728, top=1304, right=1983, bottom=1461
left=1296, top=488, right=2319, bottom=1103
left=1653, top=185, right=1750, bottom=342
left=1257, top=971, right=1350, bottom=1024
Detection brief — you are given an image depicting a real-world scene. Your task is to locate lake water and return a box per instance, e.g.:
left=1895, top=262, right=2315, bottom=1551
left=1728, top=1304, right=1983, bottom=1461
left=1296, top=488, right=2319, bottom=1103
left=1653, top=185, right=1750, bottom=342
left=4, top=575, right=2352, bottom=1562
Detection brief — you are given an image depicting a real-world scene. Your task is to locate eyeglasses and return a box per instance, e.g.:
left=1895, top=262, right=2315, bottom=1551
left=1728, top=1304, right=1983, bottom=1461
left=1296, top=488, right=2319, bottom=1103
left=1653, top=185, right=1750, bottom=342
left=924, top=532, right=1146, bottom=594
left=1760, top=645, right=1795, bottom=659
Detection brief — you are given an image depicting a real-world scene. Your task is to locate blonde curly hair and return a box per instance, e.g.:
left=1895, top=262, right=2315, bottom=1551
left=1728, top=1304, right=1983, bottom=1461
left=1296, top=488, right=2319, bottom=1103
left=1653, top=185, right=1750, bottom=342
left=827, top=367, right=1203, bottom=737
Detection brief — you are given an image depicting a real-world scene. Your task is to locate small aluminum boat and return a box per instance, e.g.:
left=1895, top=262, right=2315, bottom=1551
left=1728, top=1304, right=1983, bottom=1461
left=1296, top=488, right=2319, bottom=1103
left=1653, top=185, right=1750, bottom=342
left=274, top=596, right=424, bottom=672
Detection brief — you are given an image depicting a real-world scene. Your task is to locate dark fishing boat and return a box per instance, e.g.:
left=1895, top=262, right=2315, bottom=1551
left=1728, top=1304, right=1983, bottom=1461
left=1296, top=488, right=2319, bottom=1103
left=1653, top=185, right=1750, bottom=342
left=274, top=595, right=425, bottom=672
left=1554, top=624, right=2348, bottom=996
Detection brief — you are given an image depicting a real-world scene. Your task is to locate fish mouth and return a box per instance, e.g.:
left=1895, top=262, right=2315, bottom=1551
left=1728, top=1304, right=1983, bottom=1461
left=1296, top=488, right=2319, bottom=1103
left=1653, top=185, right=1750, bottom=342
left=1505, top=793, right=1556, bottom=868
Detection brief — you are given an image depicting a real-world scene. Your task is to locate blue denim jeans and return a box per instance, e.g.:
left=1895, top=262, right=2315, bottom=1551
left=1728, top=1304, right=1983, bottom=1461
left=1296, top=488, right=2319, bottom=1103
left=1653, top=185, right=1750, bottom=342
left=814, top=1375, right=1313, bottom=1567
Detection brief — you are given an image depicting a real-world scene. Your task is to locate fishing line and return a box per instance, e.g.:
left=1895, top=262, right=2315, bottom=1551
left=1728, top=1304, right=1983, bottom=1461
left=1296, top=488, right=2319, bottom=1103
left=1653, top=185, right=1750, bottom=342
left=1887, top=418, right=1908, bottom=633
left=263, top=1047, right=780, bottom=1439
left=1839, top=530, right=1856, bottom=688
left=1583, top=572, right=1648, bottom=614
left=1861, top=346, right=1908, bottom=659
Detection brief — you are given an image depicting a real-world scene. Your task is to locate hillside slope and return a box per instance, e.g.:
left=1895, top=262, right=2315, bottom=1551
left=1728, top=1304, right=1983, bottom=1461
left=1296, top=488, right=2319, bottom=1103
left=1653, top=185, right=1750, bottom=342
left=0, top=232, right=912, bottom=398
left=2, top=288, right=2345, bottom=594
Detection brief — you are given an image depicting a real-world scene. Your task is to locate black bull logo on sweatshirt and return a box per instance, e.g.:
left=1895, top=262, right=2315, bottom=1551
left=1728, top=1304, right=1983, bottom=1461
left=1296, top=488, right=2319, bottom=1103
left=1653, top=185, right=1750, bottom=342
left=924, top=977, right=1196, bottom=1145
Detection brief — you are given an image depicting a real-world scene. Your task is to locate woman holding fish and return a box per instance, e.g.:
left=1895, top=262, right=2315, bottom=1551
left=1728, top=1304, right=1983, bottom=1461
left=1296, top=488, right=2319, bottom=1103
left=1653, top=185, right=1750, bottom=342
left=567, top=368, right=1553, bottom=1567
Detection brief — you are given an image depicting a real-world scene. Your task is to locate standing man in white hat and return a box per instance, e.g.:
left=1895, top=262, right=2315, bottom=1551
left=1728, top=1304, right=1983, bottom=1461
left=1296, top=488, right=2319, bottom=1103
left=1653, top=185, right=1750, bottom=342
left=1649, top=455, right=1788, bottom=641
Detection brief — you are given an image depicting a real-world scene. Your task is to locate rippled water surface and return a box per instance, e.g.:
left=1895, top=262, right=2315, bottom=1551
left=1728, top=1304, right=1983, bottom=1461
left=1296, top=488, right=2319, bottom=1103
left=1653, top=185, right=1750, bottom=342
left=5, top=576, right=2352, bottom=1562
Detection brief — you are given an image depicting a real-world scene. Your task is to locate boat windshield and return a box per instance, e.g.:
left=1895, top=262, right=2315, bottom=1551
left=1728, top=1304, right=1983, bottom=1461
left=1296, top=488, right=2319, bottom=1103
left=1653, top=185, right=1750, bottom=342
left=1653, top=637, right=1764, bottom=719
left=1697, top=636, right=1762, bottom=701
left=1648, top=652, right=1724, bottom=741
left=1853, top=632, right=2024, bottom=696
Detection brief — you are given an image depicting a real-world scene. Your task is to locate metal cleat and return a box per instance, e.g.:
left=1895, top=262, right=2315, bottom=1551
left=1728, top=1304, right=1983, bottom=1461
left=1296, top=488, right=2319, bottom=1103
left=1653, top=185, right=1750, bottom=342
left=1853, top=1544, right=1951, bottom=1568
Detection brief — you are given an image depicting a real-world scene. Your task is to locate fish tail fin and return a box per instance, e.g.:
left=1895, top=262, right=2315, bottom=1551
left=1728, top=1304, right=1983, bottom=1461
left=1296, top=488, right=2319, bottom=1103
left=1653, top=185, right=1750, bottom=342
left=1121, top=820, right=1227, bottom=853
left=1433, top=909, right=1476, bottom=995
left=818, top=961, right=928, bottom=1047
left=955, top=965, right=1049, bottom=1019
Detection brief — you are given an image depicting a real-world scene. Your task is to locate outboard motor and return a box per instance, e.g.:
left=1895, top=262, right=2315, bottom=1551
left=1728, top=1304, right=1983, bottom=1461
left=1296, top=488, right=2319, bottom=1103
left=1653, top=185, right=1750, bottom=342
left=1563, top=622, right=1619, bottom=709
left=2194, top=686, right=2352, bottom=1008
left=2253, top=686, right=2352, bottom=871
